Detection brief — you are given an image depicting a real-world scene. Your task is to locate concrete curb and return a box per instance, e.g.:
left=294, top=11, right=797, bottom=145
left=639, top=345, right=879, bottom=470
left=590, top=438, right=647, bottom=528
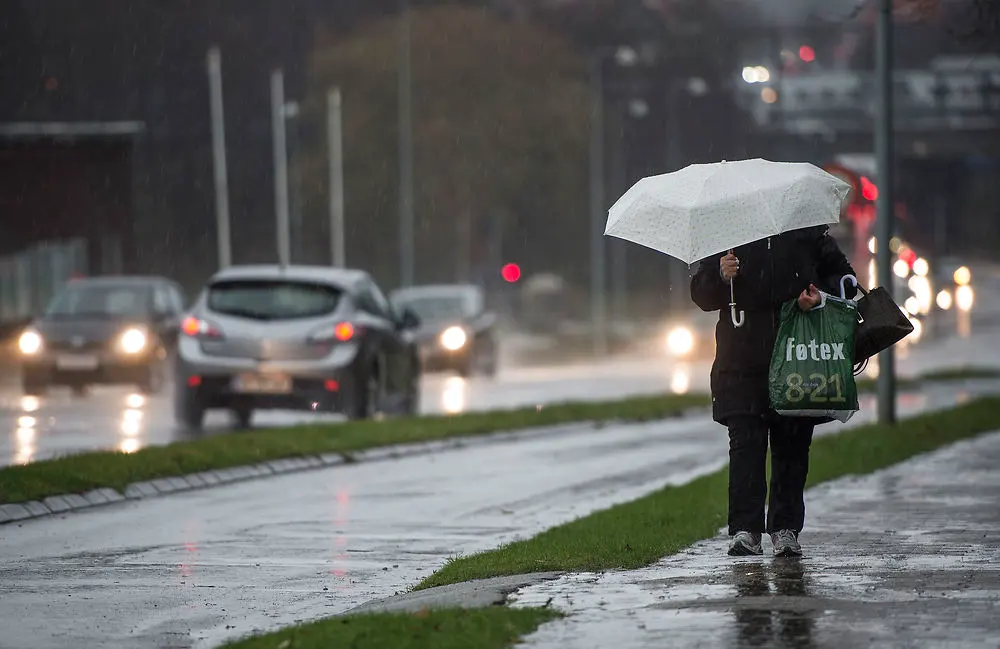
left=0, top=409, right=706, bottom=527
left=345, top=573, right=564, bottom=615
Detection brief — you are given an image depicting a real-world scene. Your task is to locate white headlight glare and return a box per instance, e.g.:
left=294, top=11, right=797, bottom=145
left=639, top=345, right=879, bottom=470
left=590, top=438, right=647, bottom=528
left=440, top=326, right=467, bottom=351
left=666, top=327, right=695, bottom=356
left=120, top=328, right=148, bottom=354
left=18, top=330, right=43, bottom=355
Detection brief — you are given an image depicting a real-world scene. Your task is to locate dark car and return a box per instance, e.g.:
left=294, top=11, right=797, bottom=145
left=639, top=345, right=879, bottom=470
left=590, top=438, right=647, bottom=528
left=174, top=265, right=422, bottom=429
left=389, top=284, right=498, bottom=377
left=17, top=276, right=186, bottom=395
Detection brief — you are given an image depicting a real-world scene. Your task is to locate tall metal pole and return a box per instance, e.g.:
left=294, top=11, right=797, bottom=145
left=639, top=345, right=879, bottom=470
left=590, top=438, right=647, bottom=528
left=875, top=0, right=896, bottom=424
left=207, top=46, right=231, bottom=268
left=398, top=0, right=415, bottom=286
left=609, top=103, right=627, bottom=325
left=270, top=69, right=291, bottom=266
left=666, top=80, right=687, bottom=313
left=589, top=54, right=608, bottom=356
left=328, top=88, right=346, bottom=268
left=286, top=102, right=303, bottom=263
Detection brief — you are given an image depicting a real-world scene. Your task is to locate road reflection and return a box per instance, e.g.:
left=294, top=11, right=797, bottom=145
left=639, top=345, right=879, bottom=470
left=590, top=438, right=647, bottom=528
left=441, top=376, right=466, bottom=414
left=119, top=394, right=146, bottom=453
left=731, top=559, right=815, bottom=648
left=21, top=395, right=40, bottom=413
left=14, top=425, right=34, bottom=465
left=671, top=365, right=691, bottom=394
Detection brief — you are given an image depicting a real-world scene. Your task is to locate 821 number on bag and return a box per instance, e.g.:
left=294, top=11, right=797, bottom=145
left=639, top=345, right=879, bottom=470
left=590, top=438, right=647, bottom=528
left=784, top=373, right=847, bottom=403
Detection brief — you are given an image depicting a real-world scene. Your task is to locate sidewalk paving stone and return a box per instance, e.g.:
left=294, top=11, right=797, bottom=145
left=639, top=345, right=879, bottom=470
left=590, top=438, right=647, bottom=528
left=513, top=431, right=1000, bottom=649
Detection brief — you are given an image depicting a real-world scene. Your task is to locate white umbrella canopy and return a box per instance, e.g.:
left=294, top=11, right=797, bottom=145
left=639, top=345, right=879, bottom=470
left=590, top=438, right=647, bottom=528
left=604, top=158, right=851, bottom=265
left=604, top=159, right=852, bottom=327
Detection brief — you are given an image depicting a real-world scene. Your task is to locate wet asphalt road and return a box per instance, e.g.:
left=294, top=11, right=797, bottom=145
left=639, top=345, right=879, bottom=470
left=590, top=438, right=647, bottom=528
left=0, top=383, right=994, bottom=649
left=513, top=430, right=1000, bottom=649
left=5, top=319, right=1000, bottom=467
left=0, top=357, right=711, bottom=466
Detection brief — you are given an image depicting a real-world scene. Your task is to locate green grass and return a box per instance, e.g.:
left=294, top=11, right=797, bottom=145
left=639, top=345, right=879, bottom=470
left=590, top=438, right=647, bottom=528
left=917, top=366, right=1000, bottom=382
left=854, top=365, right=999, bottom=393
left=416, top=395, right=1000, bottom=589
left=218, top=396, right=1000, bottom=649
left=0, top=393, right=708, bottom=505
left=221, top=607, right=561, bottom=649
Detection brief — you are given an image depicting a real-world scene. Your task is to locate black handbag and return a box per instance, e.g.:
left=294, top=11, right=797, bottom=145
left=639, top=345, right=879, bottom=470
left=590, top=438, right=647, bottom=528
left=853, top=285, right=914, bottom=363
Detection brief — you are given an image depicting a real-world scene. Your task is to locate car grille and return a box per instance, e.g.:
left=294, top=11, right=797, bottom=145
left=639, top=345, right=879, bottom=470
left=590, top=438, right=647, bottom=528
left=46, top=340, right=108, bottom=353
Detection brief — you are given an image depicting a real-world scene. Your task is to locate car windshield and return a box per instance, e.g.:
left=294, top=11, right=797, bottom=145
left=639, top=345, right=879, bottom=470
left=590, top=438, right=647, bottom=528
left=393, top=295, right=471, bottom=321
left=45, top=285, right=151, bottom=318
left=207, top=280, right=342, bottom=320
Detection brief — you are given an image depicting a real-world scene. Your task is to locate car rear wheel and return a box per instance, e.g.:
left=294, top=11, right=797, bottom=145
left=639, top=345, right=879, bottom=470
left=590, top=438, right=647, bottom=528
left=230, top=406, right=254, bottom=429
left=348, top=364, right=380, bottom=420
left=22, top=373, right=47, bottom=396
left=175, top=388, right=205, bottom=431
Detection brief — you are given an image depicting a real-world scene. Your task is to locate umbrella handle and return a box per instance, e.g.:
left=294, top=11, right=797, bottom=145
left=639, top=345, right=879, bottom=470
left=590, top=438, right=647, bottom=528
left=840, top=274, right=859, bottom=300
left=729, top=277, right=745, bottom=328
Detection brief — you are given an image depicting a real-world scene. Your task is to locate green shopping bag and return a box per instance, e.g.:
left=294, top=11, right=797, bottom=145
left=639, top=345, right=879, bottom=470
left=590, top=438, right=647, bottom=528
left=768, top=293, right=860, bottom=422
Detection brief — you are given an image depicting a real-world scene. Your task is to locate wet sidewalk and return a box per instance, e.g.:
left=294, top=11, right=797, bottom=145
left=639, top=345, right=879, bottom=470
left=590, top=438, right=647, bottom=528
left=513, top=430, right=1000, bottom=649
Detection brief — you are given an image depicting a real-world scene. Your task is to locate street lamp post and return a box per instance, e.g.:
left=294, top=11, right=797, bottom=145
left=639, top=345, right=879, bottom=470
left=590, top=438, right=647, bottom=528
left=589, top=52, right=608, bottom=356
left=665, top=77, right=707, bottom=313
left=270, top=69, right=291, bottom=266
left=398, top=0, right=415, bottom=287
left=875, top=0, right=897, bottom=424
left=207, top=46, right=232, bottom=269
left=327, top=88, right=346, bottom=268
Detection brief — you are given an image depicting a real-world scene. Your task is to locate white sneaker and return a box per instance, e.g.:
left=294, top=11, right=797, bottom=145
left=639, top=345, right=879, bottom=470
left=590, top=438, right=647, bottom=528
left=728, top=531, right=763, bottom=556
left=770, top=529, right=803, bottom=557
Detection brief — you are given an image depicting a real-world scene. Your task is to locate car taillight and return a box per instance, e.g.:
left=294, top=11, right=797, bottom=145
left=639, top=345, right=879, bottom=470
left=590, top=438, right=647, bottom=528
left=308, top=322, right=358, bottom=344
left=182, top=316, right=223, bottom=339
left=334, top=322, right=354, bottom=341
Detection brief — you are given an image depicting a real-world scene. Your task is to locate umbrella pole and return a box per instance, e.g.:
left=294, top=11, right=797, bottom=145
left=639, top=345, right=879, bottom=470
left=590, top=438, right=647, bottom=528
left=728, top=249, right=745, bottom=328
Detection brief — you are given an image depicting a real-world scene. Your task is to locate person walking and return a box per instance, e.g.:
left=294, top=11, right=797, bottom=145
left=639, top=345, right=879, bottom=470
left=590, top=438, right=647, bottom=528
left=690, top=225, right=856, bottom=557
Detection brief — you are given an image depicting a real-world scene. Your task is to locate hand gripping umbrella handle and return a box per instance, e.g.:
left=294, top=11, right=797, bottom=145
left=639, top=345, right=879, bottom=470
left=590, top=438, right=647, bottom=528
left=728, top=252, right=745, bottom=328
left=729, top=280, right=746, bottom=327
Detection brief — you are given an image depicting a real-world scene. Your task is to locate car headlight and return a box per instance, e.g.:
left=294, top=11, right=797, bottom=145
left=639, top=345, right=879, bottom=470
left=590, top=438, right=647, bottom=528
left=440, top=326, right=467, bottom=351
left=119, top=328, right=148, bottom=354
left=666, top=326, right=695, bottom=356
left=18, top=330, right=43, bottom=355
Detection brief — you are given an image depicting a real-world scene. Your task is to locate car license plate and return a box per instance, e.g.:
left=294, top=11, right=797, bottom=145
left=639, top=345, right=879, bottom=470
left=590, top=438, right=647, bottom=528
left=233, top=373, right=292, bottom=394
left=56, top=354, right=99, bottom=371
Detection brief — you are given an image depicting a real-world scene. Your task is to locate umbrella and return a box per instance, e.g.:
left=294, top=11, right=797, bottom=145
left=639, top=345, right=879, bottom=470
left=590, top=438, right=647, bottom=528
left=604, top=158, right=851, bottom=327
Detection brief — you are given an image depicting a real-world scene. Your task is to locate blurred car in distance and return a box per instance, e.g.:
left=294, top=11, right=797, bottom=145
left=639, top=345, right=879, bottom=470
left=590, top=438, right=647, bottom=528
left=18, top=276, right=186, bottom=395
left=174, top=265, right=421, bottom=430
left=389, top=284, right=498, bottom=376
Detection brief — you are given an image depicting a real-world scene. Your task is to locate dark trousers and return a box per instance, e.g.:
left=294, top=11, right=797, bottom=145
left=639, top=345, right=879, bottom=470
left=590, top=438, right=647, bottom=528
left=727, top=413, right=815, bottom=536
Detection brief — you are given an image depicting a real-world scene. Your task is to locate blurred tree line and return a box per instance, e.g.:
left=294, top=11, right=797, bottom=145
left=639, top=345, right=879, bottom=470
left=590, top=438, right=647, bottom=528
left=297, top=0, right=748, bottom=290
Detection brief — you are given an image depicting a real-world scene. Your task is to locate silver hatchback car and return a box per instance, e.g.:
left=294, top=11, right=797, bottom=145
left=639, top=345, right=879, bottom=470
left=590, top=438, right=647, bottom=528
left=174, top=265, right=422, bottom=429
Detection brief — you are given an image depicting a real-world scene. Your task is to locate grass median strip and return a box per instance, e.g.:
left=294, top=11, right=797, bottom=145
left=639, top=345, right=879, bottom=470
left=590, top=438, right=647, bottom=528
left=222, top=607, right=560, bottom=649
left=220, top=396, right=1000, bottom=649
left=0, top=392, right=708, bottom=505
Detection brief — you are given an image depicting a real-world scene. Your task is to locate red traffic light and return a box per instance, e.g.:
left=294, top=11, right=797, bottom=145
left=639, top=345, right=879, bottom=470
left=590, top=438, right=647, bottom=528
left=798, top=45, right=816, bottom=62
left=501, top=263, right=521, bottom=283
left=860, top=176, right=878, bottom=201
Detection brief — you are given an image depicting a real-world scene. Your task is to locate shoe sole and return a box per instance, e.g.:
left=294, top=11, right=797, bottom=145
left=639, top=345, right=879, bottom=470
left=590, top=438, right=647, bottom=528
left=773, top=547, right=803, bottom=557
left=728, top=543, right=763, bottom=556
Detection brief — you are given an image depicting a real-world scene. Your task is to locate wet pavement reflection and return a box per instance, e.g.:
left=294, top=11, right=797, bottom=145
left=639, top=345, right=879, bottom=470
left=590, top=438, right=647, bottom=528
left=0, top=356, right=714, bottom=467
left=512, top=430, right=1000, bottom=649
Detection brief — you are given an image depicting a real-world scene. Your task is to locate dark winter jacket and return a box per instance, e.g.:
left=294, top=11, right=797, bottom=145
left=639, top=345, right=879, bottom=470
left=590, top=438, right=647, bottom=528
left=690, top=226, right=857, bottom=424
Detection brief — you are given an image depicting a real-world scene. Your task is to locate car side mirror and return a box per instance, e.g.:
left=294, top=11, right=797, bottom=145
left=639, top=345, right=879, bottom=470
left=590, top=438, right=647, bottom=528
left=400, top=308, right=421, bottom=330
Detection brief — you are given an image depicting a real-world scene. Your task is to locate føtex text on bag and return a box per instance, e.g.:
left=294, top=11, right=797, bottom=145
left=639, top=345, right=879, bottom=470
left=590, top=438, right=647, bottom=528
left=768, top=294, right=860, bottom=423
